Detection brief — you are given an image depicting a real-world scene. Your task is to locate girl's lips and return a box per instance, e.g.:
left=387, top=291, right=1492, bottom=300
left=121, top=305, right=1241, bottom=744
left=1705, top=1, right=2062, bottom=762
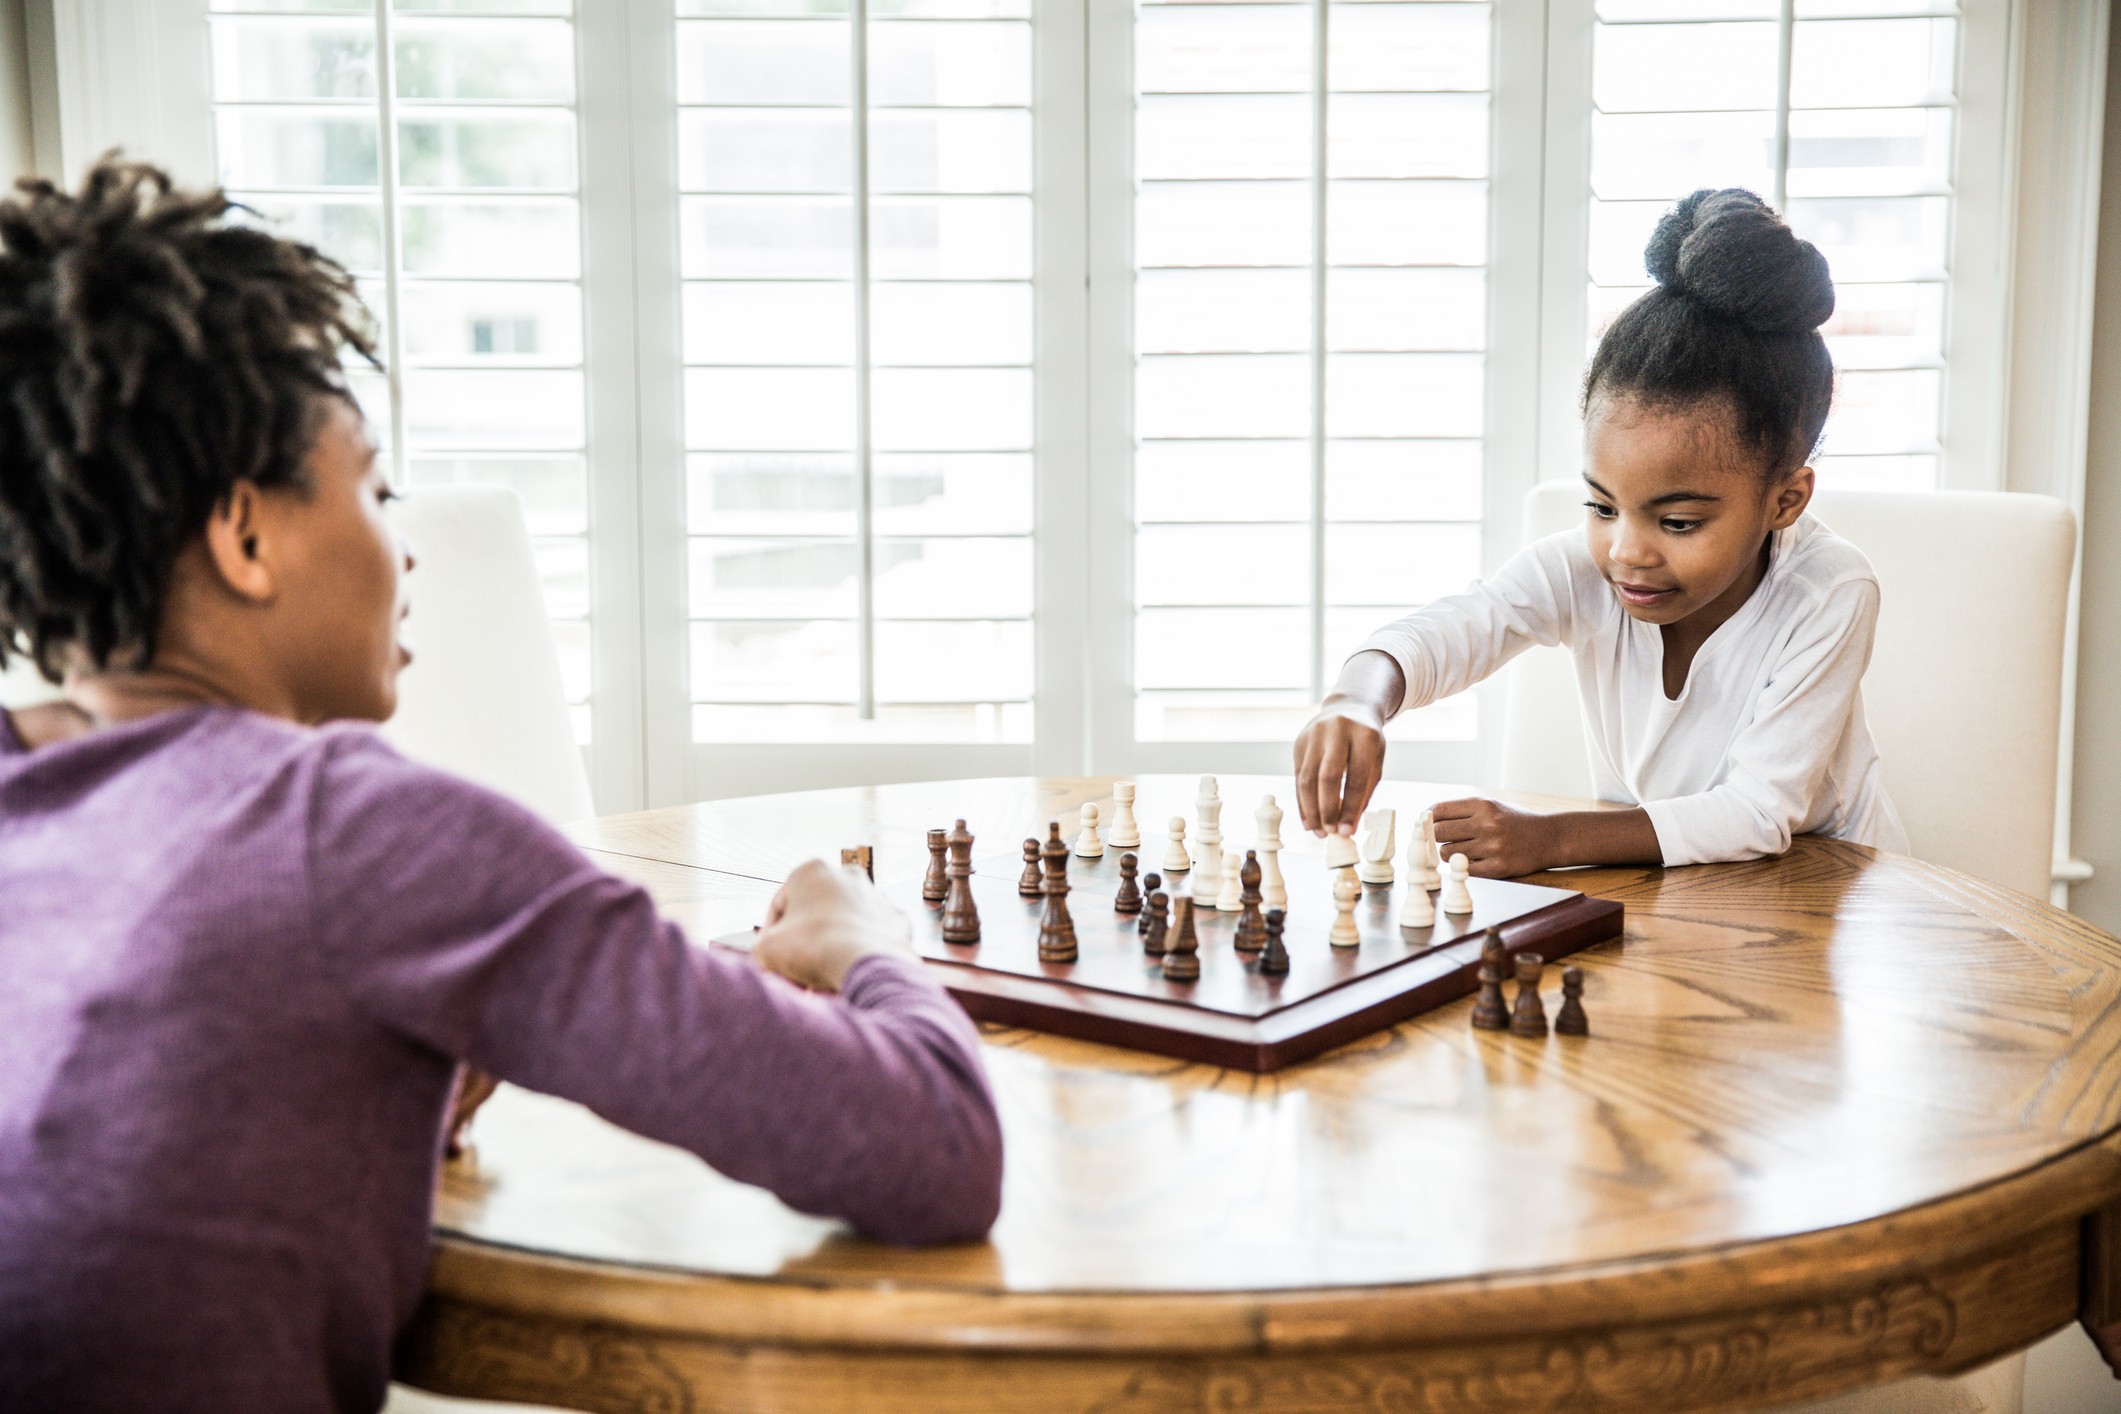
left=1614, top=582, right=1677, bottom=606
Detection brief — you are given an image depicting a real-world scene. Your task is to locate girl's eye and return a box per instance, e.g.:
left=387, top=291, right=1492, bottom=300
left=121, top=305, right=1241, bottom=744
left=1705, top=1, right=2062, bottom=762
left=1661, top=518, right=1700, bottom=534
left=1582, top=501, right=1616, bottom=520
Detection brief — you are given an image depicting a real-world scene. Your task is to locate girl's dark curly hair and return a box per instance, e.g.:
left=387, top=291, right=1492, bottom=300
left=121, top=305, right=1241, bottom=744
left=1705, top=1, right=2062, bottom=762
left=1584, top=187, right=1836, bottom=477
left=0, top=156, right=377, bottom=681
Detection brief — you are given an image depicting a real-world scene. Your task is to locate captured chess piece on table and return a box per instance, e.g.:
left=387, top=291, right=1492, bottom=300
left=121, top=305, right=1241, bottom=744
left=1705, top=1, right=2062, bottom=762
left=940, top=820, right=980, bottom=945
left=1074, top=803, right=1104, bottom=859
left=1509, top=954, right=1548, bottom=1038
left=1471, top=931, right=1509, bottom=1031
left=1555, top=965, right=1589, bottom=1036
left=1107, top=781, right=1141, bottom=849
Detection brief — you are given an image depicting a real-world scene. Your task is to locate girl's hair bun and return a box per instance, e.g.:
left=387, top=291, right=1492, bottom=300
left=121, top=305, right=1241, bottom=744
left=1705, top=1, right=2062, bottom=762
left=1643, top=188, right=1835, bottom=335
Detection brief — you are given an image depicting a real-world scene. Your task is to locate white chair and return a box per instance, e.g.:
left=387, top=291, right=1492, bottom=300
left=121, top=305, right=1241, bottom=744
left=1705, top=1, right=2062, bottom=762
left=382, top=485, right=593, bottom=827
left=0, top=657, right=60, bottom=711
left=1499, top=482, right=2076, bottom=899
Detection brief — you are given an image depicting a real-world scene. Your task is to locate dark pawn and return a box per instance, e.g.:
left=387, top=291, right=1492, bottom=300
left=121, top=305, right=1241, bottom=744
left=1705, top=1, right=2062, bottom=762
left=1161, top=897, right=1200, bottom=981
left=923, top=828, right=949, bottom=902
left=1115, top=852, right=1143, bottom=914
left=1037, top=821, right=1078, bottom=963
left=1555, top=965, right=1589, bottom=1036
left=940, top=819, right=980, bottom=945
left=1139, top=873, right=1163, bottom=936
left=1142, top=890, right=1170, bottom=956
left=1259, top=907, right=1289, bottom=976
left=1234, top=850, right=1267, bottom=952
left=1509, top=953, right=1548, bottom=1038
left=1470, top=931, right=1509, bottom=1031
left=1018, top=838, right=1042, bottom=897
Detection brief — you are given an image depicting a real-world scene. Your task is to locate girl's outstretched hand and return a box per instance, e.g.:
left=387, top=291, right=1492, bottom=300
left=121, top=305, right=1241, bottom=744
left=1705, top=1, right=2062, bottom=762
left=1293, top=698, right=1388, bottom=838
left=752, top=859, right=916, bottom=992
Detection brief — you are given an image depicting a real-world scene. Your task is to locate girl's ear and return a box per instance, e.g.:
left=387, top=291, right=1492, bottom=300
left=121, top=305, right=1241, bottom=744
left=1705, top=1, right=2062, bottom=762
left=202, top=482, right=279, bottom=604
left=1768, top=465, right=1816, bottom=530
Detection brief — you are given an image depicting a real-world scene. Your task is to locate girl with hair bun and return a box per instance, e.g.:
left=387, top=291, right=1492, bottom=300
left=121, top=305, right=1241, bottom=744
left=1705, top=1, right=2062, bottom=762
left=1295, top=187, right=1907, bottom=874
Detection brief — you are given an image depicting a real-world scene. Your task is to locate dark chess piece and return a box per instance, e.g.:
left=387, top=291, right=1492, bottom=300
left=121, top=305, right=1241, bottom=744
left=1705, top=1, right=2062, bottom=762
left=1115, top=852, right=1143, bottom=914
left=1509, top=953, right=1548, bottom=1038
left=1037, top=821, right=1078, bottom=963
left=1142, top=890, right=1170, bottom=956
left=1161, top=897, right=1200, bottom=982
left=1555, top=965, right=1589, bottom=1036
left=1234, top=850, right=1267, bottom=952
left=1259, top=907, right=1289, bottom=976
left=1470, top=931, right=1509, bottom=1031
left=923, top=828, right=949, bottom=902
left=1018, top=838, right=1042, bottom=897
left=940, top=819, right=980, bottom=945
left=1139, top=873, right=1162, bottom=936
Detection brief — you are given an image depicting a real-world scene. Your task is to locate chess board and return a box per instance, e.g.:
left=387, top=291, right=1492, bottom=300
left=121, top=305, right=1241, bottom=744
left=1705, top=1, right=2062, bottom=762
left=858, top=847, right=1620, bottom=1072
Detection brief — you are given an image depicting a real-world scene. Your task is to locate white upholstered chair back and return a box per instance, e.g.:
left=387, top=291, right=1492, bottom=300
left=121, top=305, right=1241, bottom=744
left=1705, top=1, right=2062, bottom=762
left=1498, top=482, right=2076, bottom=898
left=382, top=485, right=594, bottom=826
left=0, top=658, right=60, bottom=711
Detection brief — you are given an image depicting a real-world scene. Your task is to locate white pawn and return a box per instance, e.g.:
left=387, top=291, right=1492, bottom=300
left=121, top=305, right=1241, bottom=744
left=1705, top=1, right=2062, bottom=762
left=1107, top=781, right=1142, bottom=849
left=1255, top=795, right=1287, bottom=909
left=1357, top=807, right=1396, bottom=886
left=1398, top=868, right=1435, bottom=928
left=1074, top=802, right=1105, bottom=858
left=1329, top=871, right=1361, bottom=948
left=1164, top=816, right=1192, bottom=874
left=1411, top=808, right=1441, bottom=890
left=1191, top=776, right=1224, bottom=906
left=1216, top=848, right=1242, bottom=911
left=1440, top=852, right=1475, bottom=915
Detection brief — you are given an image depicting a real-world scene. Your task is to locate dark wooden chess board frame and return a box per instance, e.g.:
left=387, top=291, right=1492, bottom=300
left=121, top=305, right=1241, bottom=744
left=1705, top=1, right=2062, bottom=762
left=905, top=848, right=1623, bottom=1071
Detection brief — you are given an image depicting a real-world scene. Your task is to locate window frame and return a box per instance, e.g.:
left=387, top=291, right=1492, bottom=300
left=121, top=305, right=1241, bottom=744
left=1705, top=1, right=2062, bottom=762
left=76, top=0, right=2067, bottom=813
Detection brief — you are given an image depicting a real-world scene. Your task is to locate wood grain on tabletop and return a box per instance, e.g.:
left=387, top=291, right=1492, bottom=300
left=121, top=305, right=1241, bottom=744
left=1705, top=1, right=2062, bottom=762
left=401, top=776, right=2121, bottom=1414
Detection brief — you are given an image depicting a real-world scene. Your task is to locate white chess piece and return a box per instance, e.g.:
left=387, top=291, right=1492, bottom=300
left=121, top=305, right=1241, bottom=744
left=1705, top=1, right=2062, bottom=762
left=1329, top=872, right=1361, bottom=948
left=1357, top=807, right=1396, bottom=885
left=1255, top=795, right=1287, bottom=909
left=1216, top=849, right=1242, bottom=911
left=1441, top=853, right=1475, bottom=915
left=1074, top=802, right=1105, bottom=858
left=1191, top=775, right=1224, bottom=906
left=1412, top=808, right=1441, bottom=890
left=1107, top=781, right=1142, bottom=849
left=1163, top=816, right=1192, bottom=873
left=1323, top=833, right=1358, bottom=875
left=1398, top=865, right=1435, bottom=928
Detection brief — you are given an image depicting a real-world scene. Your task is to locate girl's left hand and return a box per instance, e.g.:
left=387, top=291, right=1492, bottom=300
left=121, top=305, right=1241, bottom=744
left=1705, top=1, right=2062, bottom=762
left=1430, top=798, right=1559, bottom=879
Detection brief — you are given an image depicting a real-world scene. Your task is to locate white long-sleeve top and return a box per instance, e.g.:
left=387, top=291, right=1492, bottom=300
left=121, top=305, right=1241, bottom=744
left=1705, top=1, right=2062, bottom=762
left=1355, top=513, right=1907, bottom=866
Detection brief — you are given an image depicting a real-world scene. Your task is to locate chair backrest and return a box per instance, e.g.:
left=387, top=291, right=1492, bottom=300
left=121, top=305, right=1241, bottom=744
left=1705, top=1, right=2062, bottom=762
left=382, top=485, right=594, bottom=826
left=0, top=658, right=60, bottom=711
left=1499, top=481, right=2076, bottom=897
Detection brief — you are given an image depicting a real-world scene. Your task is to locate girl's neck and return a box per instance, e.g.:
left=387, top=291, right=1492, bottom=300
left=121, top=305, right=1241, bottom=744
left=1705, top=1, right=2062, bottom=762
left=1658, top=530, right=1777, bottom=697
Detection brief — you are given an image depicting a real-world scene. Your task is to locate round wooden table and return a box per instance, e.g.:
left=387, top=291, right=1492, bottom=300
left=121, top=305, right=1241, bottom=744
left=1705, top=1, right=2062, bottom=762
left=397, top=775, right=2121, bottom=1414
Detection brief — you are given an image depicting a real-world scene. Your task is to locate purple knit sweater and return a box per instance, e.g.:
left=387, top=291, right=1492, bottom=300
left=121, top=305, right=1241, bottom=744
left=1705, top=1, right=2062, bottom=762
left=0, top=705, right=1001, bottom=1413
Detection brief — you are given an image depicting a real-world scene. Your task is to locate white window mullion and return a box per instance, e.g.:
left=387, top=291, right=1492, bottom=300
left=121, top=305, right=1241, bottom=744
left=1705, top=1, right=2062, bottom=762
left=1306, top=0, right=1330, bottom=706
left=852, top=0, right=877, bottom=722
left=369, top=0, right=409, bottom=490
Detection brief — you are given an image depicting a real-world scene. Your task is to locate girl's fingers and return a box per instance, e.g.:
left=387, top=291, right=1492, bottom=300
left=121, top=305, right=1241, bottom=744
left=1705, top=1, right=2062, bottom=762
left=1309, top=733, right=1350, bottom=839
left=1293, top=735, right=1322, bottom=834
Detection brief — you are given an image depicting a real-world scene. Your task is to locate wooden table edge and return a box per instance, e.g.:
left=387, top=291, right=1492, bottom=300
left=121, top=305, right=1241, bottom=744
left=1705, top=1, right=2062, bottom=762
left=418, top=1128, right=2121, bottom=1357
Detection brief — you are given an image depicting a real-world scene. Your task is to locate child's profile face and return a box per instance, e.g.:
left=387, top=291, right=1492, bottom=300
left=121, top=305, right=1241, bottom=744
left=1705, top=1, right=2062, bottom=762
left=1580, top=396, right=1811, bottom=629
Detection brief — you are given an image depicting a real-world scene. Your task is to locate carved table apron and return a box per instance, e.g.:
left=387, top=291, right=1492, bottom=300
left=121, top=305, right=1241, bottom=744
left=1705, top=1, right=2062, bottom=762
left=396, top=775, right=2121, bottom=1414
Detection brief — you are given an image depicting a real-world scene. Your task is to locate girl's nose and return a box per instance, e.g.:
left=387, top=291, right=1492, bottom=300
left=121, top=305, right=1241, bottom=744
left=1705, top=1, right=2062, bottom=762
left=1609, top=524, right=1660, bottom=569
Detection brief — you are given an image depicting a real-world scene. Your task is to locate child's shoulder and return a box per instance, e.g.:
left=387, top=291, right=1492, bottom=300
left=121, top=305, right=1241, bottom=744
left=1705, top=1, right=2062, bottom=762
left=1774, top=514, right=1882, bottom=605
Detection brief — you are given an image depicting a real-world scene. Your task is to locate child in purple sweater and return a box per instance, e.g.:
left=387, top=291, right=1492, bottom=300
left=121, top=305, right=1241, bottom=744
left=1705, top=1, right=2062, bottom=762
left=0, top=162, right=1003, bottom=1412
